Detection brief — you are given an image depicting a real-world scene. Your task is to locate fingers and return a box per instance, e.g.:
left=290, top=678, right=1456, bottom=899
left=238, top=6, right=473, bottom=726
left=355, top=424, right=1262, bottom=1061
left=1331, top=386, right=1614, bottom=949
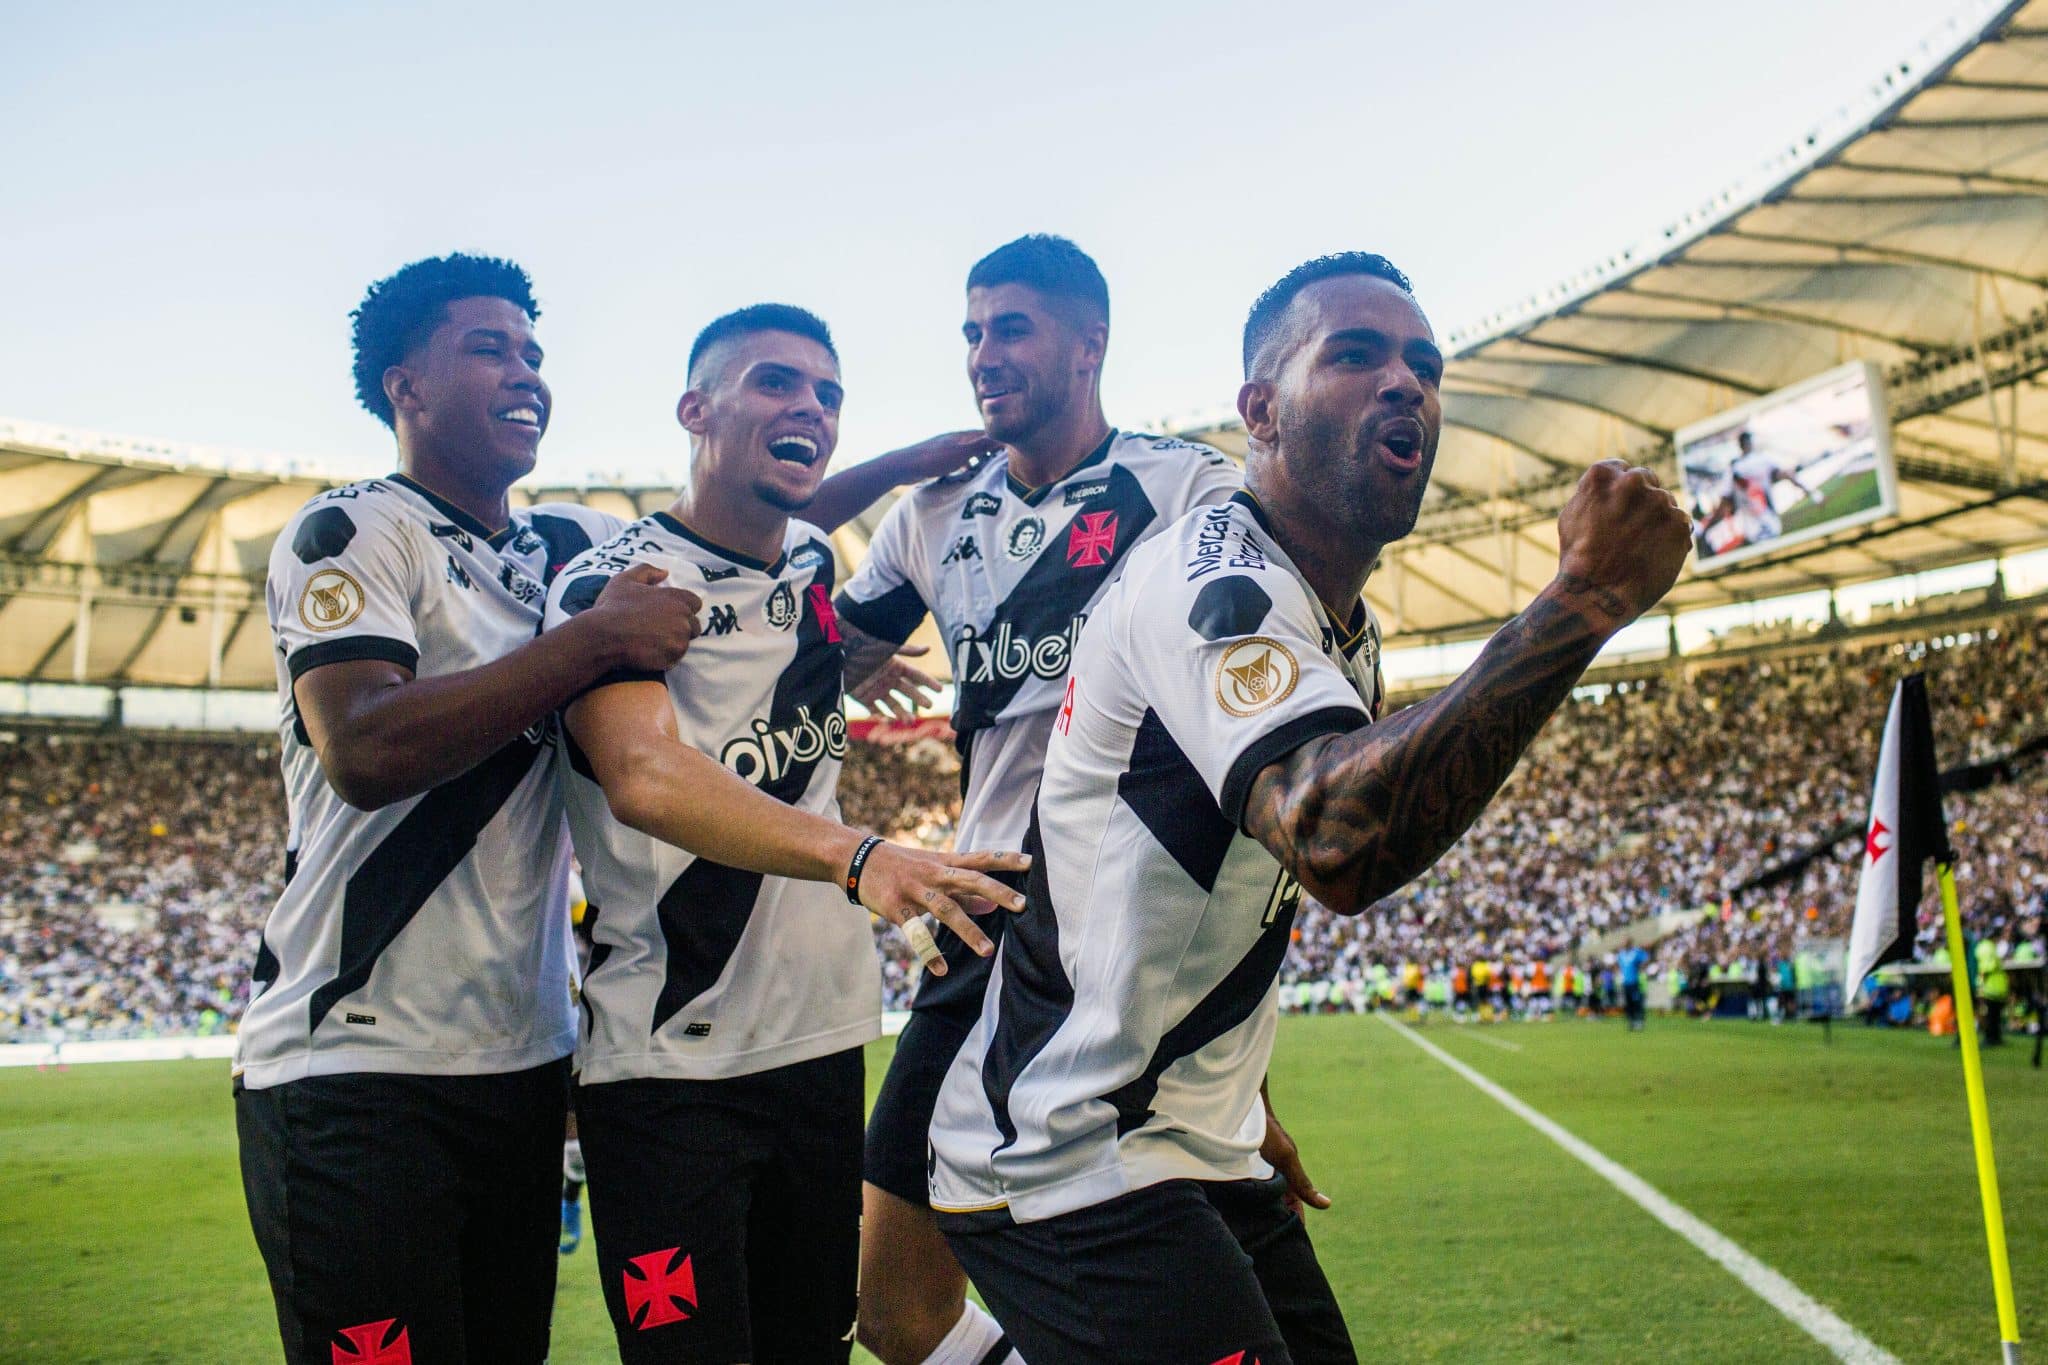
left=893, top=643, right=931, bottom=659
left=943, top=849, right=1032, bottom=874
left=899, top=916, right=946, bottom=977
left=940, top=866, right=1027, bottom=913
left=614, top=563, right=669, bottom=586
left=673, top=588, right=704, bottom=614
left=1272, top=1147, right=1330, bottom=1212
left=918, top=889, right=994, bottom=957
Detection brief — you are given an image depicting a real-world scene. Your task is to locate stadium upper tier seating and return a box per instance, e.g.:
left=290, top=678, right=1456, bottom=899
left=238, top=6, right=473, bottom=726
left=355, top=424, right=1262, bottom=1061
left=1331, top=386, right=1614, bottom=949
left=2, top=612, right=2042, bottom=1039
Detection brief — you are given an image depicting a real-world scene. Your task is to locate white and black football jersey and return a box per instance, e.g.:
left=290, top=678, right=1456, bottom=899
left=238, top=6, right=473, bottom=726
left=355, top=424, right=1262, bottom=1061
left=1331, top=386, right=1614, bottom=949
left=543, top=512, right=881, bottom=1083
left=235, top=474, right=615, bottom=1089
left=836, top=431, right=1241, bottom=860
left=928, top=491, right=1384, bottom=1225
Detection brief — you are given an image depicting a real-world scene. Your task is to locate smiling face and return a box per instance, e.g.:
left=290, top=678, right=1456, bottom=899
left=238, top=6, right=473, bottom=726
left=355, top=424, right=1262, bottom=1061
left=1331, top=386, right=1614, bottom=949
left=1244, top=274, right=1443, bottom=549
left=962, top=282, right=1104, bottom=446
left=388, top=295, right=551, bottom=488
left=680, top=330, right=843, bottom=513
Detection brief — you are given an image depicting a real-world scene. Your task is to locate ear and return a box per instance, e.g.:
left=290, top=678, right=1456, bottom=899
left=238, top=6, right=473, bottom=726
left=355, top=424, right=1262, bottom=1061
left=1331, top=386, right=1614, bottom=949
left=1237, top=379, right=1278, bottom=446
left=1077, top=320, right=1109, bottom=376
left=383, top=365, right=421, bottom=419
left=676, top=388, right=709, bottom=436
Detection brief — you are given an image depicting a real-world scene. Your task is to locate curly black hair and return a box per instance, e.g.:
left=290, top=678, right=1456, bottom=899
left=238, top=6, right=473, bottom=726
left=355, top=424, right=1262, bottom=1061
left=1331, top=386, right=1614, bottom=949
left=1242, top=252, right=1413, bottom=378
left=350, top=254, right=539, bottom=428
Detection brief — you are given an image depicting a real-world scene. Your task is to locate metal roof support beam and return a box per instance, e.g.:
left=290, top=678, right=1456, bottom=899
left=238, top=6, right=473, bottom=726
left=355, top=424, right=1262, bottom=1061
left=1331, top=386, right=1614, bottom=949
left=7, top=465, right=122, bottom=555
left=1612, top=287, right=1932, bottom=352
left=1441, top=538, right=1525, bottom=615
left=1439, top=421, right=1579, bottom=476
left=1829, top=161, right=2048, bottom=195
left=28, top=625, right=75, bottom=683
left=1391, top=557, right=1497, bottom=620
left=136, top=476, right=234, bottom=565
left=1444, top=373, right=1675, bottom=437
left=1721, top=229, right=2047, bottom=290
left=1505, top=337, right=1767, bottom=394
left=110, top=603, right=172, bottom=684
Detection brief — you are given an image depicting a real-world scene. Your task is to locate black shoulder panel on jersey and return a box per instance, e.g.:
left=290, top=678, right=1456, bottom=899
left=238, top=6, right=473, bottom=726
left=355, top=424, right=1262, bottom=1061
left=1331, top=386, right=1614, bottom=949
left=1117, top=708, right=1235, bottom=893
left=557, top=573, right=609, bottom=618
left=306, top=731, right=546, bottom=1036
left=292, top=506, right=359, bottom=564
left=528, top=512, right=598, bottom=584
left=835, top=580, right=927, bottom=646
left=952, top=462, right=1158, bottom=736
left=1187, top=576, right=1273, bottom=643
left=981, top=808, right=1074, bottom=1153
left=651, top=857, right=765, bottom=1035
left=1101, top=881, right=1300, bottom=1138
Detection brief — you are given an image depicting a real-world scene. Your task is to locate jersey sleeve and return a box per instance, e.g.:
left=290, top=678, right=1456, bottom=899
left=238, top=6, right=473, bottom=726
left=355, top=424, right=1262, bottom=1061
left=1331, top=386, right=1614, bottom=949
left=540, top=534, right=664, bottom=695
left=1184, top=444, right=1245, bottom=511
left=833, top=496, right=928, bottom=645
left=1126, top=566, right=1370, bottom=829
left=268, top=486, right=423, bottom=683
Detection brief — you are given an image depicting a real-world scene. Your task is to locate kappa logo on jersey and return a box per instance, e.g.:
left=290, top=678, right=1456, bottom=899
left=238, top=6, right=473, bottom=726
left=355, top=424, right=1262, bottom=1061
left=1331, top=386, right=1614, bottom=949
left=1063, top=478, right=1110, bottom=506
left=1066, top=511, right=1120, bottom=568
left=498, top=562, right=542, bottom=607
left=703, top=604, right=741, bottom=636
left=941, top=535, right=980, bottom=565
left=298, top=569, right=365, bottom=632
left=719, top=704, right=848, bottom=786
left=764, top=580, right=798, bottom=630
left=430, top=522, right=474, bottom=553
left=622, top=1248, right=697, bottom=1330
left=331, top=1318, right=412, bottom=1365
left=445, top=556, right=474, bottom=591
left=700, top=563, right=740, bottom=583
left=952, top=615, right=1086, bottom=686
left=1215, top=637, right=1299, bottom=717
left=1005, top=516, right=1047, bottom=561
left=808, top=584, right=842, bottom=643
left=961, top=491, right=1002, bottom=519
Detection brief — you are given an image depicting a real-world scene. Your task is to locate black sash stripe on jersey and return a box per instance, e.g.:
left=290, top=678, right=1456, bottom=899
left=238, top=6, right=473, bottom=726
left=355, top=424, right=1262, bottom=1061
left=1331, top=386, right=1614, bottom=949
left=305, top=733, right=546, bottom=1036
left=981, top=808, right=1075, bottom=1154
left=252, top=935, right=280, bottom=994
left=1100, top=886, right=1302, bottom=1137
left=648, top=545, right=845, bottom=1036
left=951, top=462, right=1158, bottom=740
left=1118, top=709, right=1237, bottom=892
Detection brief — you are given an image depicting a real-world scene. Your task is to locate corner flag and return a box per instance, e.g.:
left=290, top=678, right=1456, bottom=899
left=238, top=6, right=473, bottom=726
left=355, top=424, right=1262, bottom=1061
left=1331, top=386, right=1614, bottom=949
left=1844, top=674, right=1950, bottom=996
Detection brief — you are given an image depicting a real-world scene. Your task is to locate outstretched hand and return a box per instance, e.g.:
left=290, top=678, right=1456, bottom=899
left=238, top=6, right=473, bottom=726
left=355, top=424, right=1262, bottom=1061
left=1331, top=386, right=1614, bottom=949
left=854, top=643, right=945, bottom=721
left=857, top=845, right=1030, bottom=975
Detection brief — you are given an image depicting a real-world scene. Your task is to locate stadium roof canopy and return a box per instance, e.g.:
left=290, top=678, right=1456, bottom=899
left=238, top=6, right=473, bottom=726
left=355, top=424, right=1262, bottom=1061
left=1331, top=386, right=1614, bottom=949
left=4, top=0, right=2048, bottom=691
left=1168, top=0, right=2048, bottom=642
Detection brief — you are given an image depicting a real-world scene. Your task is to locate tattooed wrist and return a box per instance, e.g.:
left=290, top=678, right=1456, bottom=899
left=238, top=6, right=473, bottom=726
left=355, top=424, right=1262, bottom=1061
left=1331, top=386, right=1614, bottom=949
left=1548, top=572, right=1633, bottom=630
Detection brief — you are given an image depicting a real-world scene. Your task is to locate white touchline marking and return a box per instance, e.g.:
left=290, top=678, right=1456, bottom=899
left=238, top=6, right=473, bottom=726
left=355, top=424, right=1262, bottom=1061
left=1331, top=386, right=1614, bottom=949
left=1449, top=1027, right=1523, bottom=1052
left=1377, top=1014, right=1901, bottom=1365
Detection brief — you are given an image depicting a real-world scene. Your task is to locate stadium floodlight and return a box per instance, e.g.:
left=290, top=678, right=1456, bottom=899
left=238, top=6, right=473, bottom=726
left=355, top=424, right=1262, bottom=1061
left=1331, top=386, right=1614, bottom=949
left=1677, top=360, right=1900, bottom=575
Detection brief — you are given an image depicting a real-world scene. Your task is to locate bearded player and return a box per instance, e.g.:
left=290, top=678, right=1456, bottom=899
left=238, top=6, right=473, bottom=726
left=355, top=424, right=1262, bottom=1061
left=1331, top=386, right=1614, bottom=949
left=837, top=236, right=1326, bottom=1365
left=541, top=303, right=1028, bottom=1364
left=928, top=253, right=1692, bottom=1362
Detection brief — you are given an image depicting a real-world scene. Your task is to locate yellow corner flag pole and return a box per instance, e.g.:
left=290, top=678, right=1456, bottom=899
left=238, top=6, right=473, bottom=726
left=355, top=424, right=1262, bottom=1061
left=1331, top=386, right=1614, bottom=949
left=1939, top=861, right=2023, bottom=1364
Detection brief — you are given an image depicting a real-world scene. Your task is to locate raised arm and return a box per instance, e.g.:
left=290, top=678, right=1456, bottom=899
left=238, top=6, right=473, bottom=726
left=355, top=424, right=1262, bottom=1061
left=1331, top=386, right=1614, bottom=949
left=1241, top=461, right=1692, bottom=914
left=565, top=679, right=1025, bottom=970
left=804, top=431, right=1000, bottom=534
left=298, top=564, right=701, bottom=810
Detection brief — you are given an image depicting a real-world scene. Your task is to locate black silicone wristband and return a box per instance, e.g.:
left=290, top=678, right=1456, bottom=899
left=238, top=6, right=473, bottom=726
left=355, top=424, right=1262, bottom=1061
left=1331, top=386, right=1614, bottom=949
left=845, top=834, right=885, bottom=906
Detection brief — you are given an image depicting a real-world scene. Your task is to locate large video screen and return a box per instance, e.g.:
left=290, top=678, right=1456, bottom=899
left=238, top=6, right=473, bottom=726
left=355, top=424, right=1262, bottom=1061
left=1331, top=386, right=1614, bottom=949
left=1678, top=360, right=1899, bottom=573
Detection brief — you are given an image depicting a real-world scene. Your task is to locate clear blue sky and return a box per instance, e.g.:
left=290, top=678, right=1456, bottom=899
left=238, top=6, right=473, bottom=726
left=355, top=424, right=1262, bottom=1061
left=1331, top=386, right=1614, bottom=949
left=3, top=0, right=1960, bottom=485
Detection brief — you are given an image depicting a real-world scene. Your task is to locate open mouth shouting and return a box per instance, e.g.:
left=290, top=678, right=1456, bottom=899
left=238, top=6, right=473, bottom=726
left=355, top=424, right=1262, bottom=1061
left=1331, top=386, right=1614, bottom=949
left=767, top=432, right=822, bottom=467
left=1374, top=416, right=1426, bottom=474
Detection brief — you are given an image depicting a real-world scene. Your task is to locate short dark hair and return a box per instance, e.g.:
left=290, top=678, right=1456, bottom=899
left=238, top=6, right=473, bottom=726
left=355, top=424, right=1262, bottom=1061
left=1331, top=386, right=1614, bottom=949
left=350, top=254, right=539, bottom=428
left=687, top=303, right=838, bottom=385
left=1242, top=252, right=1414, bottom=376
left=966, top=234, right=1109, bottom=329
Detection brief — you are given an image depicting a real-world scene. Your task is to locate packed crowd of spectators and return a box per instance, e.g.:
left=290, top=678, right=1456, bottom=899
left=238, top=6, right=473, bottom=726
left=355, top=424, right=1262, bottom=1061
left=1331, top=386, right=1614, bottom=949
left=4, top=611, right=2044, bottom=1036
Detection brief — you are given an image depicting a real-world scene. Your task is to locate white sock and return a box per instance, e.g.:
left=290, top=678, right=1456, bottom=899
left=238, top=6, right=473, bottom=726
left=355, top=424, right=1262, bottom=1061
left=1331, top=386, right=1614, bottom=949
left=920, top=1300, right=1023, bottom=1365
left=562, top=1138, right=585, bottom=1185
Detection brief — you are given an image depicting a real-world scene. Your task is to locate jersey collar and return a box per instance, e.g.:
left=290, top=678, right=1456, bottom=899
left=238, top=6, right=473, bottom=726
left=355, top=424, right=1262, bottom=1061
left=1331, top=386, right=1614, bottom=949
left=1228, top=490, right=1373, bottom=657
left=1005, top=428, right=1117, bottom=507
left=652, top=510, right=788, bottom=576
left=389, top=473, right=517, bottom=550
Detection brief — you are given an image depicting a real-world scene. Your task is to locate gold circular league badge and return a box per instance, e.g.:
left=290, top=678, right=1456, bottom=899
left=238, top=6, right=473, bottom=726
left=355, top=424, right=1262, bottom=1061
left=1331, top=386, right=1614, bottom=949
left=1214, top=636, right=1299, bottom=717
left=299, top=568, right=366, bottom=631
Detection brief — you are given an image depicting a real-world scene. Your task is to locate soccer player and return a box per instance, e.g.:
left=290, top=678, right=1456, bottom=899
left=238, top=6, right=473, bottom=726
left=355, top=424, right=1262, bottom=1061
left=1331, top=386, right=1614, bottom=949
left=835, top=235, right=1299, bottom=1365
left=928, top=252, right=1692, bottom=1363
left=542, top=303, right=1029, bottom=1365
left=235, top=254, right=703, bottom=1365
left=1725, top=428, right=1825, bottom=544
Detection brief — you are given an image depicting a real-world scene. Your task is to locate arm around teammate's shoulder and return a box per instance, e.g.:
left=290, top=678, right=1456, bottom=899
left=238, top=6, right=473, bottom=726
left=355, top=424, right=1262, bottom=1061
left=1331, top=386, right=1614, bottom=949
left=1240, top=460, right=1693, bottom=914
left=301, top=563, right=701, bottom=810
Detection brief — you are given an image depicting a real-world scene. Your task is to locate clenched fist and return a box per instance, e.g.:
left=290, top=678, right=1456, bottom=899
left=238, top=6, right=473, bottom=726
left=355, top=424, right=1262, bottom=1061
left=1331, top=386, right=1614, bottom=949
left=588, top=563, right=703, bottom=672
left=1553, top=460, right=1692, bottom=625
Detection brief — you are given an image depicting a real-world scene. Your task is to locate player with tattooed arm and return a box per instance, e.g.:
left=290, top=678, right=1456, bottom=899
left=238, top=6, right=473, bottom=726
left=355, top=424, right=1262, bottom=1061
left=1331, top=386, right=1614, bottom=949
left=927, top=253, right=1693, bottom=1363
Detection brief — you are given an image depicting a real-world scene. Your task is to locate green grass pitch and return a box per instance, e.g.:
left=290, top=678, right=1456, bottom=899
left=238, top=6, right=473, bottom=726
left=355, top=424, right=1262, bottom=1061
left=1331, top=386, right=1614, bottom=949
left=3, top=1015, right=2042, bottom=1362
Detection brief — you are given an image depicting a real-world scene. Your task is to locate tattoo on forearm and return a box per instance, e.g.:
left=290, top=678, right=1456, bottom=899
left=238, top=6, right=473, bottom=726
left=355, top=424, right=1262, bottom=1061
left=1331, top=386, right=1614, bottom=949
left=1245, top=584, right=1615, bottom=912
left=839, top=620, right=905, bottom=694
